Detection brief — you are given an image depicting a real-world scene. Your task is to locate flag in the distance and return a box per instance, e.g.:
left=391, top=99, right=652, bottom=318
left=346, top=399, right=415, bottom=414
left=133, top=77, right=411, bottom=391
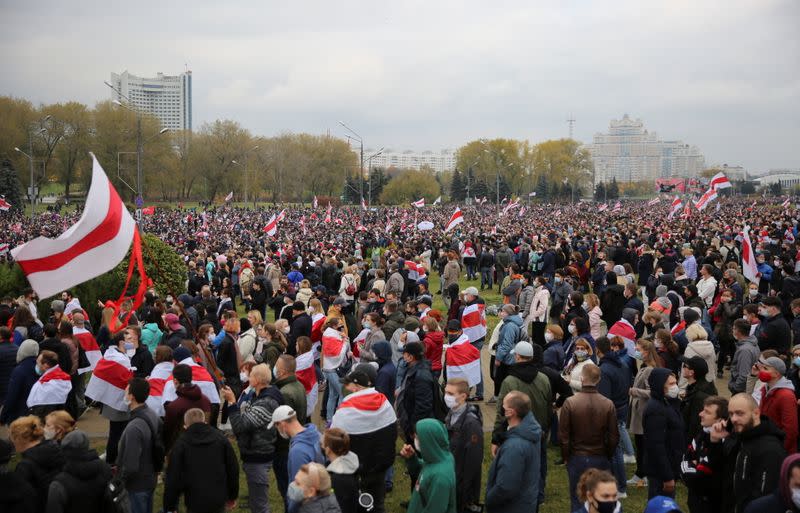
left=668, top=196, right=683, bottom=219
left=263, top=214, right=278, bottom=236
left=444, top=208, right=463, bottom=232
left=0, top=197, right=11, bottom=211
left=433, top=196, right=441, bottom=205
left=224, top=191, right=233, bottom=203
left=710, top=172, right=732, bottom=190
left=312, top=195, right=318, bottom=208
left=412, top=198, right=425, bottom=208
left=741, top=225, right=759, bottom=285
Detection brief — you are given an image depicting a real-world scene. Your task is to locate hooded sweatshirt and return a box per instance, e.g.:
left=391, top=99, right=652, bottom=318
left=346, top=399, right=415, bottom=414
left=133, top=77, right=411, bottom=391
left=642, top=368, right=685, bottom=481
left=493, top=361, right=552, bottom=439
left=485, top=412, right=542, bottom=513
left=406, top=419, right=457, bottom=513
left=288, top=424, right=325, bottom=513
left=327, top=451, right=360, bottom=513
left=759, top=376, right=799, bottom=453
left=680, top=338, right=717, bottom=390
left=730, top=335, right=760, bottom=394
left=744, top=453, right=800, bottom=513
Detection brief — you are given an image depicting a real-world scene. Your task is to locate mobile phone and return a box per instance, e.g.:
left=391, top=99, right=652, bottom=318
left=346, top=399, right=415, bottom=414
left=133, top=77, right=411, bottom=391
left=725, top=419, right=734, bottom=433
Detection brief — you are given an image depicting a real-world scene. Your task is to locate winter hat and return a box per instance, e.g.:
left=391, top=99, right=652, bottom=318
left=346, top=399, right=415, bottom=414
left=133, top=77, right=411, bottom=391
left=173, top=346, right=192, bottom=363
left=655, top=285, right=668, bottom=298
left=61, top=430, right=90, bottom=452
left=17, top=339, right=39, bottom=363
left=613, top=265, right=625, bottom=276
left=404, top=316, right=420, bottom=331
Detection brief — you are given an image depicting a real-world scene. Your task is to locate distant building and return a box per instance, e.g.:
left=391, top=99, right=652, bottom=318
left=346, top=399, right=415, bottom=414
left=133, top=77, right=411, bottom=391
left=109, top=70, right=192, bottom=132
left=365, top=149, right=456, bottom=174
left=715, top=164, right=748, bottom=181
left=586, top=114, right=705, bottom=184
left=754, top=169, right=800, bottom=189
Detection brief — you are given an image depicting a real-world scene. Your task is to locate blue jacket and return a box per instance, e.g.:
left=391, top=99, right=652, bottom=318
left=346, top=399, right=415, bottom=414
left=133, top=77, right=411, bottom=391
left=496, top=315, right=523, bottom=366
left=757, top=262, right=773, bottom=284
left=598, top=352, right=630, bottom=421
left=288, top=424, right=324, bottom=513
left=542, top=339, right=566, bottom=371
left=485, top=412, right=541, bottom=513
left=0, top=356, right=37, bottom=424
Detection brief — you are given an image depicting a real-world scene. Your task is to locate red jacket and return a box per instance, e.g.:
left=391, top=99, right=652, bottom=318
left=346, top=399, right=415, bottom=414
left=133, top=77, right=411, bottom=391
left=423, top=330, right=445, bottom=372
left=164, top=383, right=212, bottom=451
left=759, top=378, right=799, bottom=453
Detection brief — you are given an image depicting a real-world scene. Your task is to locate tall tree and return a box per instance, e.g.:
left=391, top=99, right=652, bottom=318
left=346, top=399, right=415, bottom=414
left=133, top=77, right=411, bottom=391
left=594, top=182, right=606, bottom=201
left=379, top=169, right=439, bottom=205
left=52, top=102, right=91, bottom=197
left=0, top=159, right=24, bottom=213
left=450, top=168, right=464, bottom=201
left=608, top=177, right=619, bottom=199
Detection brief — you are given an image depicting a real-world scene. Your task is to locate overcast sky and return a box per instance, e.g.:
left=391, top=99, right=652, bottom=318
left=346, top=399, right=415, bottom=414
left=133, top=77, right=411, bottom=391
left=1, top=0, right=798, bottom=172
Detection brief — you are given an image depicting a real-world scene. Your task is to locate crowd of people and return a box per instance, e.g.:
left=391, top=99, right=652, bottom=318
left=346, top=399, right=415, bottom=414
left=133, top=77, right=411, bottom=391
left=1, top=196, right=800, bottom=513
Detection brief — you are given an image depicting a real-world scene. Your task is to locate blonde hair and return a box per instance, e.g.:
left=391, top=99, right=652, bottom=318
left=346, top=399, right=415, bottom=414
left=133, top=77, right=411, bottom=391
left=9, top=415, right=44, bottom=444
left=45, top=410, right=76, bottom=437
left=545, top=324, right=564, bottom=340
left=248, top=310, right=264, bottom=326
left=584, top=293, right=600, bottom=309
left=297, top=462, right=333, bottom=497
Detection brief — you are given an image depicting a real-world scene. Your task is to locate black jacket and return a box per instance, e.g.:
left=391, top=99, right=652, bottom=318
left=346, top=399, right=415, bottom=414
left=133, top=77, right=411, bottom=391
left=597, top=352, right=630, bottom=421
left=397, top=359, right=434, bottom=441
left=289, top=313, right=312, bottom=356
left=0, top=340, right=18, bottom=405
left=756, top=314, right=791, bottom=355
left=0, top=470, right=37, bottom=513
left=130, top=346, right=154, bottom=378
left=601, top=284, right=626, bottom=327
left=680, top=430, right=724, bottom=513
left=47, top=447, right=112, bottom=513
left=642, top=368, right=685, bottom=481
left=163, top=327, right=188, bottom=350
left=709, top=416, right=787, bottom=513
left=15, top=440, right=65, bottom=512
left=446, top=404, right=484, bottom=512
left=348, top=422, right=397, bottom=476
left=164, top=423, right=239, bottom=513
left=681, top=378, right=718, bottom=441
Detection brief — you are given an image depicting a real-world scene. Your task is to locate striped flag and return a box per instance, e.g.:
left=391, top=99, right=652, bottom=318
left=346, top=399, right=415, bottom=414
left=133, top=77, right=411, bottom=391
left=597, top=203, right=608, bottom=212
left=710, top=172, right=731, bottom=190
left=295, top=351, right=318, bottom=412
left=647, top=197, right=661, bottom=206
left=741, top=225, right=759, bottom=285
left=668, top=196, right=683, bottom=219
left=502, top=198, right=520, bottom=216
left=361, top=198, right=367, bottom=211
left=445, top=333, right=481, bottom=386
left=74, top=327, right=101, bottom=374
left=518, top=206, right=526, bottom=218
left=85, top=348, right=134, bottom=411
left=330, top=387, right=397, bottom=435
left=352, top=328, right=370, bottom=360
left=145, top=361, right=174, bottom=416
left=321, top=327, right=348, bottom=370
left=276, top=210, right=286, bottom=222
left=461, top=303, right=486, bottom=342
left=310, top=312, right=327, bottom=356
left=612, top=201, right=622, bottom=213
left=224, top=191, right=233, bottom=203
left=324, top=203, right=332, bottom=223
left=263, top=214, right=278, bottom=236
left=694, top=188, right=717, bottom=211
left=783, top=198, right=791, bottom=208
left=27, top=365, right=72, bottom=408
left=313, top=195, right=318, bottom=208
left=161, top=357, right=221, bottom=404
left=412, top=198, right=425, bottom=208
left=433, top=196, right=442, bottom=205
left=0, top=197, right=12, bottom=211
left=444, top=208, right=464, bottom=232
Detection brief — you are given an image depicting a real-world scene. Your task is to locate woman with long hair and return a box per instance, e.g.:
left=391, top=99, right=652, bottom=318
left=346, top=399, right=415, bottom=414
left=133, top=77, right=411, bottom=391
left=256, top=323, right=286, bottom=369
left=628, top=338, right=662, bottom=488
left=95, top=306, right=116, bottom=352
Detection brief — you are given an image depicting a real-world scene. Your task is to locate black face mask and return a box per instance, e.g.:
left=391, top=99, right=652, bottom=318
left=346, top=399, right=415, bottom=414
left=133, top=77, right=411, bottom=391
left=448, top=333, right=460, bottom=343
left=593, top=499, right=618, bottom=513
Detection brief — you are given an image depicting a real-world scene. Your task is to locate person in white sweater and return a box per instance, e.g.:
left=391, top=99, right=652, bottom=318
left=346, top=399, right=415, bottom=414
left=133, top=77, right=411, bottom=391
left=679, top=323, right=717, bottom=391
left=563, top=338, right=597, bottom=392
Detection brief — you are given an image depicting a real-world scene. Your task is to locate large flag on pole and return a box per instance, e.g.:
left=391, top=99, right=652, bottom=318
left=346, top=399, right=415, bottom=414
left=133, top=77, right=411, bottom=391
left=444, top=208, right=463, bottom=232
left=0, top=197, right=12, bottom=211
left=742, top=225, right=760, bottom=285
left=224, top=191, right=234, bottom=203
left=263, top=214, right=278, bottom=236
left=710, top=172, right=732, bottom=190
left=11, top=154, right=136, bottom=299
left=432, top=196, right=442, bottom=205
left=412, top=198, right=425, bottom=208
left=668, top=196, right=683, bottom=219
left=312, top=195, right=318, bottom=208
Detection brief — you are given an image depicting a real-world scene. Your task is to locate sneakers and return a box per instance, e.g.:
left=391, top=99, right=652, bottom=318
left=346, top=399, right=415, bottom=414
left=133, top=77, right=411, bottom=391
left=486, top=396, right=498, bottom=404
left=623, top=454, right=637, bottom=465
left=626, top=475, right=648, bottom=487
left=617, top=492, right=628, bottom=499
left=467, top=396, right=484, bottom=402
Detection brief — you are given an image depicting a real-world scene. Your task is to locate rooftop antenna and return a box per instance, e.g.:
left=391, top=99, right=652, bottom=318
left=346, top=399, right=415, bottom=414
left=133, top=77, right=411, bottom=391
left=567, top=114, right=576, bottom=139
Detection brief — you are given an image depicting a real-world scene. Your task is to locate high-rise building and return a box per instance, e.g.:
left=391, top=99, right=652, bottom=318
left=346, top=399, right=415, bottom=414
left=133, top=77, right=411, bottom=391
left=109, top=70, right=192, bottom=131
left=364, top=148, right=456, bottom=174
left=586, top=114, right=705, bottom=184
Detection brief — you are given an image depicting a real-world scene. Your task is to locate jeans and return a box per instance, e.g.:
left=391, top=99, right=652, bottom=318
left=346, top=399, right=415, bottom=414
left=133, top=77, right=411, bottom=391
left=567, top=455, right=610, bottom=511
left=618, top=421, right=634, bottom=456
left=480, top=267, right=493, bottom=289
left=128, top=489, right=154, bottom=513
left=470, top=339, right=484, bottom=397
left=273, top=453, right=289, bottom=512
left=243, top=461, right=273, bottom=513
left=465, top=260, right=476, bottom=280
left=538, top=432, right=548, bottom=508
left=611, top=442, right=627, bottom=494
left=323, top=369, right=343, bottom=422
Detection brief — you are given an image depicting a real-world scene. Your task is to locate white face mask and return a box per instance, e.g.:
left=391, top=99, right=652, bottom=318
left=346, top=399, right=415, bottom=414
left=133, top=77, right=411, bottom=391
left=702, top=426, right=712, bottom=434
left=792, top=488, right=800, bottom=508
left=414, top=437, right=421, bottom=452
left=44, top=427, right=56, bottom=440
left=544, top=332, right=554, bottom=342
left=666, top=384, right=680, bottom=399
left=240, top=372, right=249, bottom=383
left=444, top=394, right=459, bottom=410
left=568, top=324, right=576, bottom=334
left=282, top=327, right=290, bottom=334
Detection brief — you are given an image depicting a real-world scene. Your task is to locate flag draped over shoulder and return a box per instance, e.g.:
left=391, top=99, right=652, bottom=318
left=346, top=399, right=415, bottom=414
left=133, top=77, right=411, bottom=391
left=146, top=361, right=174, bottom=416
left=330, top=387, right=397, bottom=435
left=444, top=334, right=481, bottom=386
left=85, top=348, right=134, bottom=411
left=461, top=303, right=486, bottom=342
left=295, top=351, right=318, bottom=412
left=742, top=225, right=760, bottom=285
left=27, top=366, right=72, bottom=408
left=161, top=357, right=221, bottom=404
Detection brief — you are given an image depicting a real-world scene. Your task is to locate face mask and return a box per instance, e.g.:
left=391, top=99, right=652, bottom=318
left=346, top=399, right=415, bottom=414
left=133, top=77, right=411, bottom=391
left=758, top=370, right=774, bottom=383
left=240, top=372, right=249, bottom=383
left=794, top=357, right=800, bottom=368
left=287, top=482, right=305, bottom=503
left=632, top=350, right=643, bottom=360
left=759, top=308, right=768, bottom=317
left=208, top=332, right=216, bottom=342
left=666, top=384, right=680, bottom=399
left=792, top=488, right=800, bottom=508
left=582, top=302, right=589, bottom=311
left=273, top=364, right=280, bottom=379
left=277, top=427, right=289, bottom=439
left=123, top=395, right=132, bottom=407
left=544, top=332, right=554, bottom=342
left=594, top=499, right=619, bottom=513
left=282, top=327, right=290, bottom=334
left=574, top=350, right=588, bottom=361
left=363, top=321, right=372, bottom=328
left=414, top=437, right=421, bottom=452
left=124, top=342, right=135, bottom=357
left=749, top=289, right=758, bottom=297
left=444, top=394, right=459, bottom=410
left=44, top=427, right=56, bottom=440
left=568, top=324, right=576, bottom=334
left=702, top=426, right=713, bottom=434
left=34, top=364, right=44, bottom=376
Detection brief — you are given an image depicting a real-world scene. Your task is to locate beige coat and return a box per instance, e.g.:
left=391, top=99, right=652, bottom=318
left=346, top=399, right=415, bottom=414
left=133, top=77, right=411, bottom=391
left=629, top=366, right=653, bottom=435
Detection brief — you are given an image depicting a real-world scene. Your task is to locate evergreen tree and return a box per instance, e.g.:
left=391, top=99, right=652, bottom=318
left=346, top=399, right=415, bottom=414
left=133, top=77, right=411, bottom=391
left=535, top=174, right=548, bottom=200
left=594, top=182, right=606, bottom=201
left=472, top=179, right=488, bottom=201
left=0, top=159, right=24, bottom=213
left=367, top=168, right=388, bottom=203
left=608, top=177, right=619, bottom=199
left=450, top=169, right=465, bottom=201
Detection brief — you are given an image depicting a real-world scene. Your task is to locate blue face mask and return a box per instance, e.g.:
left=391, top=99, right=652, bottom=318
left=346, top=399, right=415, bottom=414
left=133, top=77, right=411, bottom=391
left=34, top=364, right=44, bottom=376
left=632, top=350, right=643, bottom=360
left=794, top=357, right=800, bottom=368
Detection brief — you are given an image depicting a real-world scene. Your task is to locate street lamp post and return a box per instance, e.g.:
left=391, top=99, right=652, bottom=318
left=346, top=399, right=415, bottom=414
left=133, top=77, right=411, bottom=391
left=233, top=145, right=260, bottom=206
left=339, top=121, right=364, bottom=204
left=15, top=115, right=51, bottom=219
left=366, top=147, right=384, bottom=206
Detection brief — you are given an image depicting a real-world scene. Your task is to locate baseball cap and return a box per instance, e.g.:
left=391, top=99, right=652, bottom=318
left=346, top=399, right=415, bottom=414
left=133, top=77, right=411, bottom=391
left=267, top=405, right=297, bottom=429
left=417, top=296, right=432, bottom=307
left=679, top=355, right=708, bottom=376
left=759, top=356, right=786, bottom=376
left=340, top=369, right=372, bottom=387
left=511, top=342, right=534, bottom=358
left=644, top=495, right=682, bottom=513
left=164, top=313, right=182, bottom=330
left=463, top=286, right=479, bottom=296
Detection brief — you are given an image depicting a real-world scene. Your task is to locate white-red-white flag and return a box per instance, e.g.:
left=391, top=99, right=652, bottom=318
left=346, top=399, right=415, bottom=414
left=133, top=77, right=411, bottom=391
left=312, top=195, right=318, bottom=208
left=263, top=214, right=278, bottom=236
left=145, top=361, right=174, bottom=416
left=325, top=203, right=332, bottom=223
left=612, top=201, right=622, bottom=213
left=74, top=327, right=101, bottom=374
left=461, top=303, right=487, bottom=342
left=742, top=225, right=760, bottom=285
left=694, top=188, right=717, bottom=211
left=682, top=203, right=692, bottom=219
left=433, top=196, right=442, bottom=205
left=597, top=203, right=608, bottom=212
left=518, top=206, right=526, bottom=218
left=276, top=209, right=286, bottom=222
left=321, top=327, right=348, bottom=370
left=161, top=357, right=221, bottom=404
left=444, top=208, right=464, bottom=232
left=295, top=350, right=318, bottom=412
left=668, top=196, right=683, bottom=219
left=502, top=198, right=520, bottom=216
left=299, top=215, right=307, bottom=235
left=11, top=155, right=136, bottom=299
left=412, top=198, right=425, bottom=208
left=330, top=387, right=397, bottom=434
left=27, top=366, right=72, bottom=408
left=224, top=191, right=234, bottom=203
left=647, top=197, right=661, bottom=206
left=0, top=197, right=11, bottom=211
left=783, top=198, right=792, bottom=209
left=85, top=348, right=134, bottom=411
left=710, top=172, right=731, bottom=190
left=445, top=333, right=481, bottom=386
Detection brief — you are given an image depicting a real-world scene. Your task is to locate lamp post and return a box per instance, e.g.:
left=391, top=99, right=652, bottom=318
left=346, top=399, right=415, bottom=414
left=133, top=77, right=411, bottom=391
left=232, top=145, right=260, bottom=206
left=15, top=115, right=51, bottom=219
left=339, top=121, right=364, bottom=204
left=484, top=147, right=507, bottom=214
left=366, top=147, right=384, bottom=206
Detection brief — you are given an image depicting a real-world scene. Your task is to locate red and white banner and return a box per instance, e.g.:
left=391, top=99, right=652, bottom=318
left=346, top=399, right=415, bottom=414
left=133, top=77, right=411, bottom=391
left=647, top=197, right=661, bottom=206
left=310, top=313, right=326, bottom=344
left=300, top=215, right=307, bottom=235
left=461, top=303, right=487, bottom=342
left=321, top=327, right=348, bottom=370
left=501, top=198, right=520, bottom=216
left=608, top=319, right=636, bottom=347
left=146, top=361, right=174, bottom=416
left=162, top=357, right=221, bottom=404
left=74, top=327, right=101, bottom=374
left=445, top=334, right=481, bottom=386
left=330, top=387, right=397, bottom=435
left=612, top=201, right=622, bottom=213
left=710, top=172, right=731, bottom=190
left=518, top=206, right=526, bottom=218
left=361, top=198, right=367, bottom=211
left=668, top=196, right=683, bottom=219
left=597, top=203, right=608, bottom=212
left=783, top=198, right=792, bottom=209
left=85, top=348, right=134, bottom=411
left=433, top=196, right=441, bottom=205
left=313, top=195, right=318, bottom=208
left=694, top=188, right=717, bottom=211
left=263, top=214, right=278, bottom=236
left=682, top=203, right=691, bottom=219
left=295, top=350, right=318, bottom=412
left=741, top=225, right=760, bottom=285
left=0, top=197, right=12, bottom=211
left=224, top=191, right=233, bottom=203
left=11, top=154, right=136, bottom=300
left=444, top=208, right=464, bottom=232
left=412, top=198, right=425, bottom=208
left=324, top=203, right=332, bottom=223
left=27, top=365, right=72, bottom=408
left=276, top=209, right=286, bottom=222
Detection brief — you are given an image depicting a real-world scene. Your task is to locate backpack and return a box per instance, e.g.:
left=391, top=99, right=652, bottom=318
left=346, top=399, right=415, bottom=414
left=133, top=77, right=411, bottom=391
left=134, top=416, right=166, bottom=473
left=431, top=381, right=448, bottom=422
left=344, top=276, right=357, bottom=296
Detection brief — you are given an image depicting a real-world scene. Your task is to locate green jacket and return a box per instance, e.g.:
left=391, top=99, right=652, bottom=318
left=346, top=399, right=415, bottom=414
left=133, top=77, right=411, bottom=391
left=274, top=375, right=308, bottom=455
left=406, top=419, right=457, bottom=513
left=493, top=361, right=552, bottom=441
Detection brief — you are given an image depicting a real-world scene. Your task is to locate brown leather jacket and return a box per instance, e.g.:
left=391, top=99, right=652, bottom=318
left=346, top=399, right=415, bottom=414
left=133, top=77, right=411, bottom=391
left=558, top=384, right=619, bottom=461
